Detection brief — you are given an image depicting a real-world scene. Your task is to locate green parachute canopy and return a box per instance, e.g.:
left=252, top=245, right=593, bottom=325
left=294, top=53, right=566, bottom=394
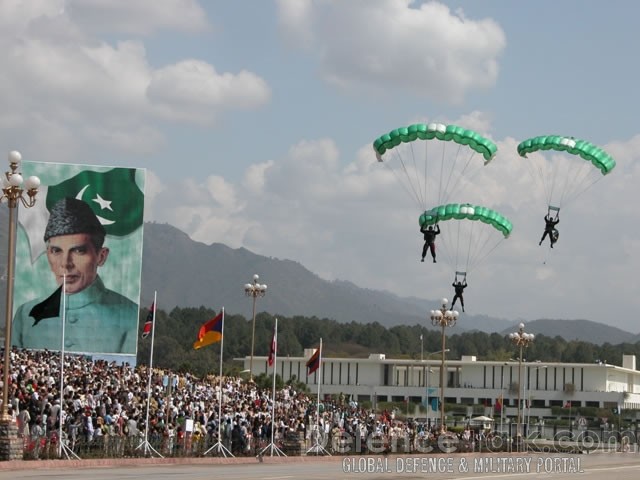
left=420, top=203, right=512, bottom=238
left=517, top=135, right=616, bottom=175
left=516, top=135, right=616, bottom=211
left=374, top=123, right=498, bottom=163
left=372, top=123, right=498, bottom=211
left=419, top=203, right=513, bottom=275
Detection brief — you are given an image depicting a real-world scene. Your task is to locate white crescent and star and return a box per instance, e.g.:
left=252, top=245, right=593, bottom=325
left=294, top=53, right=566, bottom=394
left=75, top=184, right=116, bottom=225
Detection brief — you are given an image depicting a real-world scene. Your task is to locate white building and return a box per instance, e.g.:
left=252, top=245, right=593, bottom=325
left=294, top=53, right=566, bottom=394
left=242, top=351, right=640, bottom=417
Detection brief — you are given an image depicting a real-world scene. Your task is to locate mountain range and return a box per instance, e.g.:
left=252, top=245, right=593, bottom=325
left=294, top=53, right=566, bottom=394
left=139, top=222, right=639, bottom=345
left=1, top=212, right=637, bottom=346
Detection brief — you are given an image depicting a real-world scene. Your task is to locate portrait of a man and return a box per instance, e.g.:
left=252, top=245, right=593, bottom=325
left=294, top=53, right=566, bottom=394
left=12, top=197, right=138, bottom=354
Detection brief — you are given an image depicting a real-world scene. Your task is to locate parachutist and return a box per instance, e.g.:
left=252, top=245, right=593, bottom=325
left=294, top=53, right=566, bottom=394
left=451, top=278, right=467, bottom=312
left=420, top=223, right=440, bottom=263
left=539, top=213, right=559, bottom=248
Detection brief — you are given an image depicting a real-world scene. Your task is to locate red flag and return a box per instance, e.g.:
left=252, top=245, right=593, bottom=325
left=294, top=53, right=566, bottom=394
left=141, top=302, right=155, bottom=339
left=193, top=311, right=223, bottom=350
left=306, top=345, right=321, bottom=374
left=495, top=395, right=502, bottom=413
left=268, top=325, right=277, bottom=367
left=564, top=401, right=572, bottom=408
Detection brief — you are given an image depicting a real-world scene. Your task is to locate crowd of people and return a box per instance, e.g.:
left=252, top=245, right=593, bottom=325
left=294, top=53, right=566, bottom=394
left=1, top=348, right=481, bottom=459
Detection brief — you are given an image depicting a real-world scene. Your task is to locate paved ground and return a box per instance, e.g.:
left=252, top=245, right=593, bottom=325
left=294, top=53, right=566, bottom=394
left=1, top=451, right=640, bottom=480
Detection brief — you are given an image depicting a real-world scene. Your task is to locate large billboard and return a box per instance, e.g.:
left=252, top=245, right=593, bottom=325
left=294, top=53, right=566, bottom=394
left=11, top=162, right=145, bottom=360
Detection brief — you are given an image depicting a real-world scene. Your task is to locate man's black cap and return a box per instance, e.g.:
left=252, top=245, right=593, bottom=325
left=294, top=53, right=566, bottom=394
left=44, top=197, right=106, bottom=242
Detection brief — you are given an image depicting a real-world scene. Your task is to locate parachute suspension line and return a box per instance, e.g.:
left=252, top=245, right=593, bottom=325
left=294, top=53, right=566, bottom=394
left=471, top=236, right=506, bottom=272
left=389, top=147, right=424, bottom=210
left=523, top=153, right=550, bottom=206
left=438, top=140, right=447, bottom=205
left=442, top=150, right=478, bottom=206
left=555, top=154, right=589, bottom=211
left=526, top=151, right=555, bottom=209
left=557, top=159, right=601, bottom=208
left=472, top=222, right=501, bottom=273
left=408, top=142, right=426, bottom=209
left=382, top=158, right=423, bottom=210
left=547, top=155, right=561, bottom=211
left=564, top=173, right=606, bottom=207
left=423, top=137, right=429, bottom=210
left=438, top=218, right=457, bottom=270
left=454, top=216, right=462, bottom=271
left=465, top=220, right=474, bottom=275
left=440, top=143, right=463, bottom=206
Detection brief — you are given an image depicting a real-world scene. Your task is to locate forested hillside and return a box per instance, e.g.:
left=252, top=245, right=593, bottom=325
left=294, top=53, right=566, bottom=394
left=137, top=307, right=640, bottom=377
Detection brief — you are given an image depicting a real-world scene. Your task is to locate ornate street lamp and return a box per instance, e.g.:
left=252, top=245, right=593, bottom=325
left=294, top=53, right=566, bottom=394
left=525, top=364, right=547, bottom=427
left=244, top=274, right=267, bottom=382
left=430, top=298, right=458, bottom=433
left=423, top=348, right=449, bottom=427
left=509, top=322, right=535, bottom=450
left=0, top=151, right=40, bottom=460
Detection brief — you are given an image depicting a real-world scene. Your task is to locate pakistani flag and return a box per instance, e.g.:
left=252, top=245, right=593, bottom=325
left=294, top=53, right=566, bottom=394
left=46, top=168, right=144, bottom=237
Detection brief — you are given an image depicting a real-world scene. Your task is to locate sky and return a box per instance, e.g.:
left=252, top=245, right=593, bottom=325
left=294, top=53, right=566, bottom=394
left=1, top=0, right=639, bottom=332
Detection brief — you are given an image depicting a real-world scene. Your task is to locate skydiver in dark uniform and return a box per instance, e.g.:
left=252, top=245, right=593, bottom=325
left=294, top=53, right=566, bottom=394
left=539, top=212, right=559, bottom=248
left=420, top=223, right=440, bottom=263
left=451, top=278, right=467, bottom=312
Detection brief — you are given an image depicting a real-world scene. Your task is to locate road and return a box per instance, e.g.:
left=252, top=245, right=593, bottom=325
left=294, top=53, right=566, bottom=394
left=1, top=452, right=640, bottom=480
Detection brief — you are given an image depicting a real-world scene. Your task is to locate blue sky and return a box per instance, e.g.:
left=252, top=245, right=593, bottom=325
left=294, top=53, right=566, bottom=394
left=1, top=1, right=639, bottom=331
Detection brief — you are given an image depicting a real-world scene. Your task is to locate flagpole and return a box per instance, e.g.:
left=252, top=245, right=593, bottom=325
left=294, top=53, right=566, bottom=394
left=316, top=337, right=322, bottom=440
left=203, top=308, right=232, bottom=457
left=58, top=275, right=65, bottom=459
left=143, top=291, right=157, bottom=456
left=259, top=318, right=285, bottom=457
left=270, top=318, right=278, bottom=450
left=135, top=296, right=162, bottom=458
left=305, top=339, right=329, bottom=456
left=58, top=276, right=79, bottom=460
left=316, top=337, right=322, bottom=450
left=218, top=307, right=224, bottom=447
left=211, top=308, right=234, bottom=456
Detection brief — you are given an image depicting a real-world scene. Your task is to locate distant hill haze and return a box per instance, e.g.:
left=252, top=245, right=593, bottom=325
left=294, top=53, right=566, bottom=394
left=138, top=222, right=638, bottom=344
left=0, top=212, right=636, bottom=345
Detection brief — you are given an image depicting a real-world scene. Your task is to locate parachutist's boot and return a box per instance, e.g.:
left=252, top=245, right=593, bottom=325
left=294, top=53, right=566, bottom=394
left=433, top=258, right=436, bottom=263
left=421, top=258, right=424, bottom=262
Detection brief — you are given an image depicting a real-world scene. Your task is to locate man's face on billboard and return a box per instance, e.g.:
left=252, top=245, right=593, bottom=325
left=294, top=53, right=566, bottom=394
left=46, top=233, right=108, bottom=294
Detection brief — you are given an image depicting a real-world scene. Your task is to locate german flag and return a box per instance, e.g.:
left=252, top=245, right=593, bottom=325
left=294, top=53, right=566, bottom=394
left=306, top=345, right=321, bottom=374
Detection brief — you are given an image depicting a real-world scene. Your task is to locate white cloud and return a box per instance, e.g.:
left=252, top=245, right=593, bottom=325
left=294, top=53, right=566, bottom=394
left=148, top=61, right=271, bottom=123
left=144, top=113, right=640, bottom=330
left=276, top=0, right=506, bottom=103
left=0, top=1, right=270, bottom=161
left=276, top=0, right=313, bottom=48
left=66, top=0, right=209, bottom=35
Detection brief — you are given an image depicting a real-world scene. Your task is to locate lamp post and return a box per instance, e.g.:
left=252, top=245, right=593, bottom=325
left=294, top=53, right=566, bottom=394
left=508, top=323, right=535, bottom=450
left=424, top=349, right=449, bottom=427
left=430, top=299, right=458, bottom=433
left=500, top=362, right=508, bottom=435
left=244, top=274, right=267, bottom=382
left=525, top=364, right=547, bottom=428
left=0, top=151, right=40, bottom=460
